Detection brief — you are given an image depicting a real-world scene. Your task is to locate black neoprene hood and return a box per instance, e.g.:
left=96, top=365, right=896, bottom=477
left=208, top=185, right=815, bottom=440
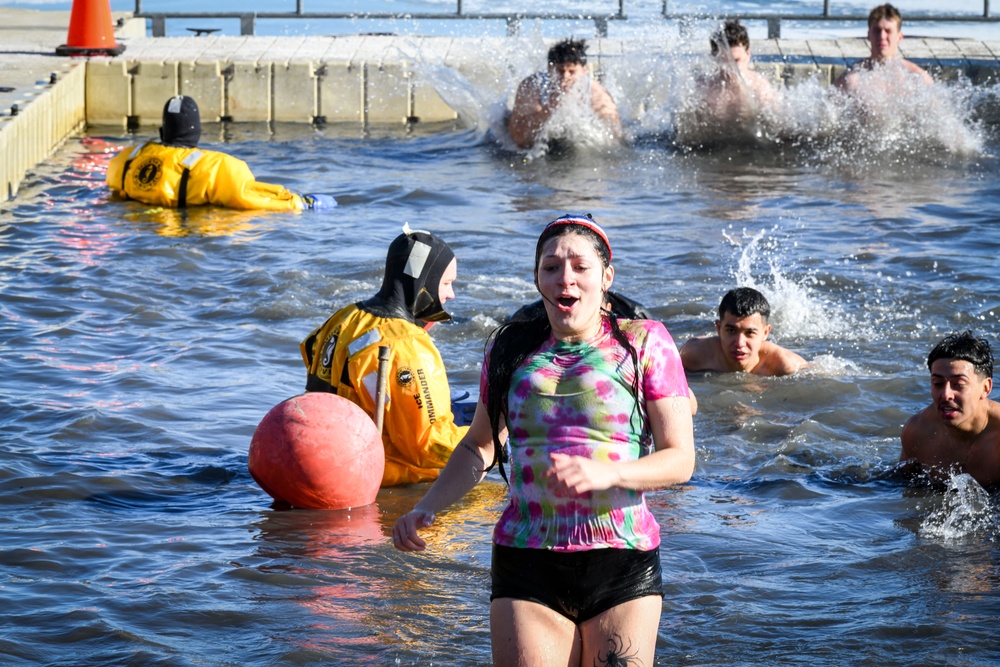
left=370, top=227, right=456, bottom=324
left=159, top=95, right=202, bottom=148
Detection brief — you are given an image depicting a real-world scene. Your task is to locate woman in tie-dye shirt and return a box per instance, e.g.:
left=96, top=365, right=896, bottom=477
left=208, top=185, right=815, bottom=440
left=394, top=214, right=695, bottom=667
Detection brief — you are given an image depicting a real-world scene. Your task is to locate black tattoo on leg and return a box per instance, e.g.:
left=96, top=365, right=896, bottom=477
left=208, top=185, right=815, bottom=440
left=595, top=634, right=642, bottom=667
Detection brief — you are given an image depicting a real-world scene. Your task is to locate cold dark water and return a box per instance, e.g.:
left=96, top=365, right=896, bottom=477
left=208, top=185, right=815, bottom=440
left=3, top=69, right=1000, bottom=665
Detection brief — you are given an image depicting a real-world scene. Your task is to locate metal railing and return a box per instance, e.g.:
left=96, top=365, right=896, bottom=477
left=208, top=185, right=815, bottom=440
left=136, top=0, right=627, bottom=37
left=662, top=0, right=997, bottom=38
left=134, top=0, right=996, bottom=39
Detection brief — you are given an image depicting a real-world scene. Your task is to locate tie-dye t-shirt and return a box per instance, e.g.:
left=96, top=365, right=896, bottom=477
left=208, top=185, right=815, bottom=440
left=481, top=317, right=689, bottom=552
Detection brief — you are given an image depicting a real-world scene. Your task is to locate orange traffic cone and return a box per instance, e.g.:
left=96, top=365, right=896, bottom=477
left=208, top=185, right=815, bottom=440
left=56, top=0, right=126, bottom=57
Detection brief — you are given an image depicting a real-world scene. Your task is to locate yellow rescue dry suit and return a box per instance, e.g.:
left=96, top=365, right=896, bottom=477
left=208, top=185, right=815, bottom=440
left=301, top=227, right=467, bottom=487
left=301, top=305, right=467, bottom=487
left=106, top=142, right=304, bottom=211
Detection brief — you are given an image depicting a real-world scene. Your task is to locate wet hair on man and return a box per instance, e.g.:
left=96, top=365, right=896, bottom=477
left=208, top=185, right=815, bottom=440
left=717, top=286, right=770, bottom=322
left=868, top=3, right=903, bottom=29
left=927, top=330, right=994, bottom=379
left=548, top=38, right=588, bottom=67
left=710, top=19, right=749, bottom=56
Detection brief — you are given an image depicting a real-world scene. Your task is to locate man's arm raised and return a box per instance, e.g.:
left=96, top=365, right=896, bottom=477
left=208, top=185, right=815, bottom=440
left=508, top=75, right=554, bottom=149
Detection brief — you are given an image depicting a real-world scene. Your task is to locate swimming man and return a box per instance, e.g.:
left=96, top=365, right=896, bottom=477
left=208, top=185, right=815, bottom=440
left=680, top=287, right=807, bottom=376
left=507, top=38, right=621, bottom=149
left=900, top=331, right=1000, bottom=489
left=834, top=4, right=933, bottom=93
left=698, top=20, right=780, bottom=124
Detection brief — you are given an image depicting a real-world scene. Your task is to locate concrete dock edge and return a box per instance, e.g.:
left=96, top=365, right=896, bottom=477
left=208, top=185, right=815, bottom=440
left=1, top=63, right=86, bottom=201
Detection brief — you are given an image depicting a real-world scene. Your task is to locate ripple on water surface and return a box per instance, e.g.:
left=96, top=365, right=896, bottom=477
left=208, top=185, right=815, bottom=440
left=1, top=79, right=999, bottom=664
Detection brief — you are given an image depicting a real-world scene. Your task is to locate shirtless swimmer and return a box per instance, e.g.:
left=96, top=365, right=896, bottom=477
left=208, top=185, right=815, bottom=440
left=900, top=331, right=1000, bottom=489
left=680, top=287, right=807, bottom=377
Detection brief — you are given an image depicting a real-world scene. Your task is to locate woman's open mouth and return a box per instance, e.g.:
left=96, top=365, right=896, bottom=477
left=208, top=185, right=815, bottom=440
left=557, top=296, right=578, bottom=309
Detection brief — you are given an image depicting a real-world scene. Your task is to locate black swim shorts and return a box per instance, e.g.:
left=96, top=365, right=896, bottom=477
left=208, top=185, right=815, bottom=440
left=490, top=544, right=664, bottom=623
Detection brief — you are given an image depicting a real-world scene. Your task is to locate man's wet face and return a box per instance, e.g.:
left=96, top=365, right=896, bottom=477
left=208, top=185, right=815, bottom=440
left=716, top=311, right=770, bottom=371
left=548, top=61, right=588, bottom=91
left=930, top=358, right=989, bottom=428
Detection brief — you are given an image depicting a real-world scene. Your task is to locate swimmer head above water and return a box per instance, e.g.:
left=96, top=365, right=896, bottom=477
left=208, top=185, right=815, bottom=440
left=867, top=3, right=905, bottom=62
left=546, top=38, right=590, bottom=93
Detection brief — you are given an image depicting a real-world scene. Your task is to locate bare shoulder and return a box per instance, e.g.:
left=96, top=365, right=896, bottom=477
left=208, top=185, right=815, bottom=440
left=758, top=341, right=807, bottom=376
left=834, top=60, right=862, bottom=89
left=521, top=72, right=545, bottom=89
left=902, top=58, right=933, bottom=84
left=747, top=69, right=777, bottom=91
left=899, top=407, right=930, bottom=467
left=591, top=80, right=617, bottom=106
left=987, top=400, right=1000, bottom=430
left=679, top=335, right=716, bottom=351
left=833, top=74, right=855, bottom=93
left=591, top=77, right=612, bottom=96
left=679, top=335, right=720, bottom=371
left=513, top=73, right=542, bottom=100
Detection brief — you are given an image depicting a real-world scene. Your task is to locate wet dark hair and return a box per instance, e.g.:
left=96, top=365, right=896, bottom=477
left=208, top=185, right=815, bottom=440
left=718, top=287, right=770, bottom=322
left=483, top=215, right=640, bottom=480
left=710, top=19, right=749, bottom=56
left=548, top=38, right=588, bottom=67
left=868, top=3, right=902, bottom=29
left=927, top=331, right=993, bottom=379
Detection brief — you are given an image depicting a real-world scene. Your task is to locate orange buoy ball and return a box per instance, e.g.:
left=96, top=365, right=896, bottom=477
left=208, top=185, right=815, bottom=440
left=248, top=393, right=385, bottom=510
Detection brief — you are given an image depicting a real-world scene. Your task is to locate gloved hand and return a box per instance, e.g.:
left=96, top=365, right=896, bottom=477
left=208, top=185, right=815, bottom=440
left=303, top=193, right=337, bottom=209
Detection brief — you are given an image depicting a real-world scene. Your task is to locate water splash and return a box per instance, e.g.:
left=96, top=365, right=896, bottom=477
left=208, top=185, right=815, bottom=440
left=815, top=70, right=985, bottom=168
left=724, top=226, right=861, bottom=340
left=919, top=472, right=998, bottom=540
left=415, top=62, right=503, bottom=137
left=402, top=21, right=993, bottom=163
left=517, top=22, right=995, bottom=159
left=801, top=354, right=869, bottom=378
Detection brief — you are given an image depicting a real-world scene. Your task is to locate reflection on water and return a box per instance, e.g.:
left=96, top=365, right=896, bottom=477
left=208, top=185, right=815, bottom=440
left=120, top=205, right=272, bottom=238
left=2, top=53, right=1000, bottom=662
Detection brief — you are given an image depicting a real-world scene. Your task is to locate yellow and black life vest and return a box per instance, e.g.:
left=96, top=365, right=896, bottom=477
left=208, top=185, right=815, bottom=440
left=106, top=142, right=304, bottom=211
left=301, top=304, right=467, bottom=486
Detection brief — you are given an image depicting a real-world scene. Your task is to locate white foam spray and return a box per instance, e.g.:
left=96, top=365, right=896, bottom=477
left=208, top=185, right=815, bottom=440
left=918, top=472, right=998, bottom=540
left=724, top=226, right=861, bottom=340
left=401, top=22, right=995, bottom=166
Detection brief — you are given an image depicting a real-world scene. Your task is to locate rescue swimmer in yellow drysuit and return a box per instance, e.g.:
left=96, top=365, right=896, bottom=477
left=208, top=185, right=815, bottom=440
left=106, top=95, right=335, bottom=211
left=301, top=226, right=468, bottom=486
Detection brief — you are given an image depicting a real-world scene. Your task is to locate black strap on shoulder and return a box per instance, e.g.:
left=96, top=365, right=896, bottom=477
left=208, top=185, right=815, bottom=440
left=303, top=356, right=345, bottom=393
left=120, top=161, right=133, bottom=191
left=119, top=142, right=147, bottom=192
left=305, top=375, right=333, bottom=392
left=339, top=354, right=353, bottom=387
left=178, top=168, right=191, bottom=208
